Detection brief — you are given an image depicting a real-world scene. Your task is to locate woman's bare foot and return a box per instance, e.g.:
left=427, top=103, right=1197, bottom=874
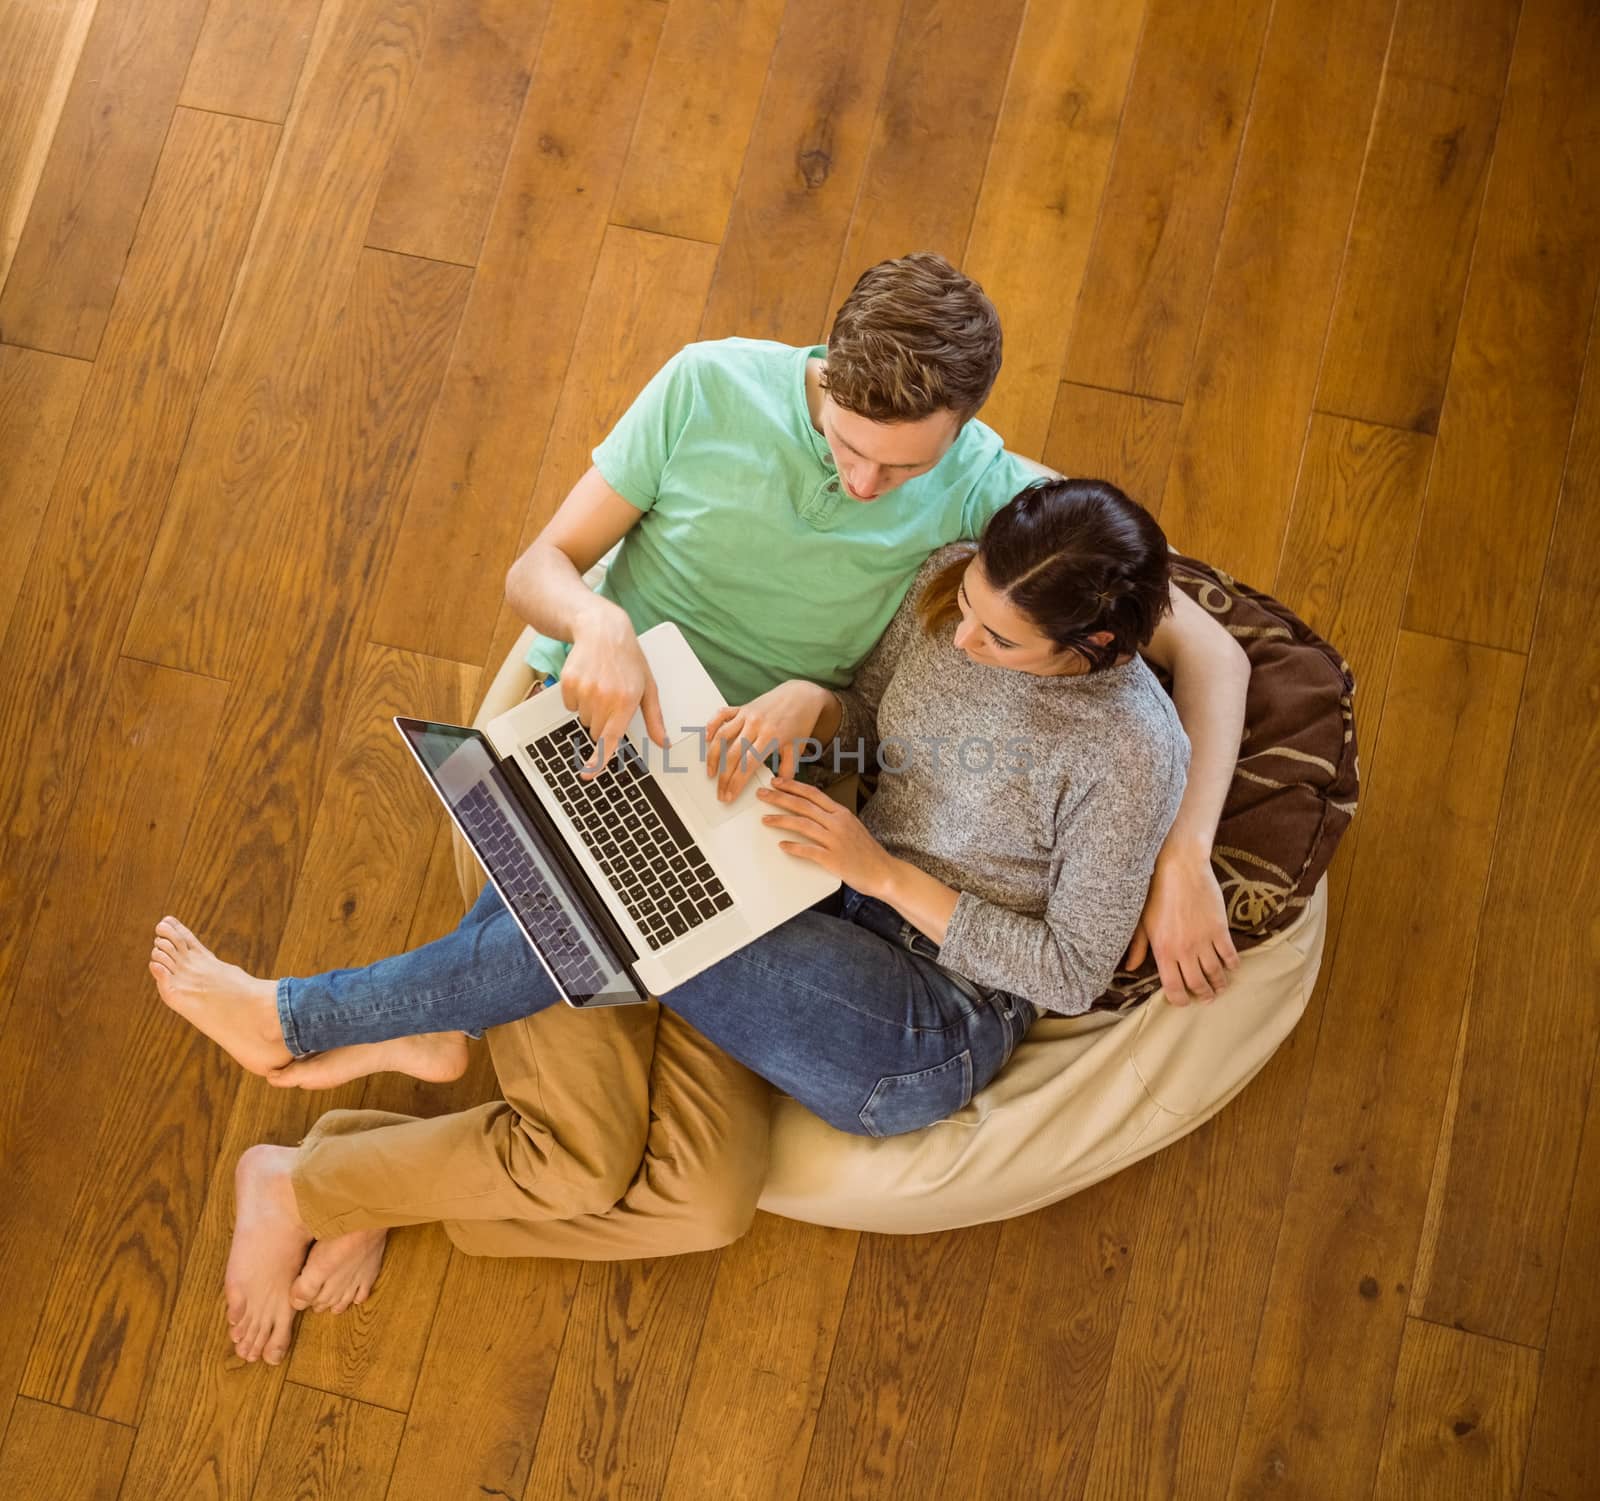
left=266, top=1032, right=470, bottom=1092
left=289, top=1227, right=389, bottom=1315
left=150, top=917, right=292, bottom=1076
left=225, top=1144, right=314, bottom=1365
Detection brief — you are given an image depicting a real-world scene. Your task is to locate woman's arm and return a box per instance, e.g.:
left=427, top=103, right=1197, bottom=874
left=1135, top=586, right=1250, bottom=1002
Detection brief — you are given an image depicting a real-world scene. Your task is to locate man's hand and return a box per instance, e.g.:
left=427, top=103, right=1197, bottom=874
left=756, top=776, right=898, bottom=893
left=704, top=681, right=834, bottom=801
left=559, top=601, right=668, bottom=774
left=1126, top=845, right=1239, bottom=1005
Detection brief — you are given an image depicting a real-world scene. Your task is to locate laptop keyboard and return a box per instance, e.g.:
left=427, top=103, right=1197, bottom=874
left=455, top=782, right=607, bottom=995
left=527, top=721, right=732, bottom=950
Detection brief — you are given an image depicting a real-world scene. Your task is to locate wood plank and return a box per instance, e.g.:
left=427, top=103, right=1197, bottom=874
left=383, top=1254, right=578, bottom=1501
left=1156, top=0, right=1398, bottom=585
left=659, top=1214, right=858, bottom=1501
left=939, top=1175, right=1144, bottom=1501
left=1316, top=0, right=1520, bottom=432
left=0, top=0, right=212, bottom=359
left=796, top=1228, right=1001, bottom=1501
left=0, top=108, right=277, bottom=1030
left=1224, top=632, right=1525, bottom=1500
left=24, top=251, right=468, bottom=1438
left=0, top=1398, right=132, bottom=1501
left=823, top=0, right=1029, bottom=319
left=521, top=1254, right=723, bottom=1500
left=609, top=0, right=787, bottom=245
left=0, top=0, right=99, bottom=289
left=1520, top=1037, right=1600, bottom=1501
left=1410, top=305, right=1600, bottom=1347
left=475, top=225, right=719, bottom=686
left=249, top=1383, right=403, bottom=1501
left=0, top=663, right=224, bottom=1433
left=698, top=0, right=900, bottom=344
left=1370, top=1320, right=1540, bottom=1501
left=367, top=0, right=664, bottom=667
left=1402, top=0, right=1600, bottom=650
left=1273, top=414, right=1434, bottom=720
left=178, top=0, right=324, bottom=122
left=1063, top=0, right=1274, bottom=403
left=0, top=344, right=89, bottom=642
left=1040, top=382, right=1181, bottom=517
left=961, top=0, right=1146, bottom=457
left=364, top=0, right=550, bottom=265
left=121, top=0, right=433, bottom=681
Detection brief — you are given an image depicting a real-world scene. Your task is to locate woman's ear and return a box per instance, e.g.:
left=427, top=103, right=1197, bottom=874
left=1088, top=629, right=1115, bottom=648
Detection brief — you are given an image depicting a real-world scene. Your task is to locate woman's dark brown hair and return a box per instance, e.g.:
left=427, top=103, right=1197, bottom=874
left=918, top=479, right=1173, bottom=672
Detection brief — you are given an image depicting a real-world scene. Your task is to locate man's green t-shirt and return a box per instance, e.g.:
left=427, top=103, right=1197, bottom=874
left=525, top=337, right=1039, bottom=706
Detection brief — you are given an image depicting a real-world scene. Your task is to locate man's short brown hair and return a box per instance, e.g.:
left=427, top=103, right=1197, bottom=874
left=822, top=252, right=1002, bottom=423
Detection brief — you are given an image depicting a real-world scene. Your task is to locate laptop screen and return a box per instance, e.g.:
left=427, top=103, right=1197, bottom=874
left=397, top=720, right=644, bottom=1007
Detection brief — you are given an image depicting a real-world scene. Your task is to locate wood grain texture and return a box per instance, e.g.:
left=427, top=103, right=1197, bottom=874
left=382, top=1253, right=578, bottom=1501
left=0, top=344, right=89, bottom=643
left=179, top=0, right=324, bottom=121
left=940, top=1174, right=1143, bottom=1501
left=1158, top=0, right=1397, bottom=584
left=0, top=1398, right=132, bottom=1501
left=610, top=0, right=787, bottom=245
left=1273, top=415, right=1434, bottom=718
left=1040, top=382, right=1181, bottom=517
left=121, top=0, right=433, bottom=680
left=1411, top=308, right=1600, bottom=1348
left=522, top=1254, right=723, bottom=1501
left=1225, top=632, right=1525, bottom=1501
left=477, top=225, right=719, bottom=683
left=368, top=0, right=663, bottom=666
left=1370, top=1320, right=1540, bottom=1501
left=796, top=1228, right=1001, bottom=1501
left=249, top=1383, right=404, bottom=1501
left=0, top=107, right=276, bottom=1029
left=962, top=0, right=1146, bottom=457
left=698, top=0, right=901, bottom=344
left=0, top=663, right=224, bottom=1428
left=824, top=0, right=1029, bottom=318
left=1064, top=0, right=1273, bottom=402
left=0, top=0, right=212, bottom=359
left=1316, top=0, right=1519, bottom=433
left=1520, top=1036, right=1600, bottom=1501
left=1402, top=0, right=1600, bottom=651
left=659, top=1214, right=858, bottom=1501
left=365, top=0, right=550, bottom=265
left=0, top=0, right=99, bottom=289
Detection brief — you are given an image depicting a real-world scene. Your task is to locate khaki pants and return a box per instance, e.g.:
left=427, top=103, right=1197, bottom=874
left=291, top=995, right=771, bottom=1260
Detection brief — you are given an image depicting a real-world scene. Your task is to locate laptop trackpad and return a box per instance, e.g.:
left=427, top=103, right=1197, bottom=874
left=665, top=754, right=765, bottom=828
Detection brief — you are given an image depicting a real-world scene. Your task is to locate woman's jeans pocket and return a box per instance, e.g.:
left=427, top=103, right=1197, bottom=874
left=858, top=1050, right=974, bottom=1138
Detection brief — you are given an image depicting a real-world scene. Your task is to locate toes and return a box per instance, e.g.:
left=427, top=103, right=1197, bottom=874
left=288, top=1270, right=323, bottom=1313
left=262, top=1314, right=293, bottom=1366
left=153, top=934, right=179, bottom=961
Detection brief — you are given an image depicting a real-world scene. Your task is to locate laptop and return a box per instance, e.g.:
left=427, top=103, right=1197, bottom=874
left=396, top=622, right=840, bottom=1007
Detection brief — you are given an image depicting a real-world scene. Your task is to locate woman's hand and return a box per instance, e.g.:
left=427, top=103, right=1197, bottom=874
left=1124, top=843, right=1239, bottom=1005
left=757, top=776, right=900, bottom=893
left=706, top=681, right=834, bottom=802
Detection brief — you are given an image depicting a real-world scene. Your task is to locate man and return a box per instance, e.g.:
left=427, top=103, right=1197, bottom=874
left=167, top=253, right=1247, bottom=1365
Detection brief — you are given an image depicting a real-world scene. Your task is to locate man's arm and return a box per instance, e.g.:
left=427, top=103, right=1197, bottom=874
left=1134, top=584, right=1251, bottom=1003
left=505, top=465, right=666, bottom=765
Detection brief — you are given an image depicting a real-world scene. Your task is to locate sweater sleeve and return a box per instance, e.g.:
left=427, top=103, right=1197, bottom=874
left=937, top=727, right=1189, bottom=1014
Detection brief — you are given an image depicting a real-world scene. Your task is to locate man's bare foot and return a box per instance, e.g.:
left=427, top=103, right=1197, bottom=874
left=225, top=1144, right=314, bottom=1365
left=289, top=1226, right=389, bottom=1315
left=150, top=917, right=292, bottom=1076
left=266, top=1032, right=470, bottom=1092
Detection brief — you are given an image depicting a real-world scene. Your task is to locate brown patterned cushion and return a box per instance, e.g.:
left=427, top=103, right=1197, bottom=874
left=1094, top=555, right=1359, bottom=1011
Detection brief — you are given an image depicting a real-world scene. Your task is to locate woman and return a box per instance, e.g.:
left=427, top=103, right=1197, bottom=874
left=152, top=480, right=1188, bottom=1354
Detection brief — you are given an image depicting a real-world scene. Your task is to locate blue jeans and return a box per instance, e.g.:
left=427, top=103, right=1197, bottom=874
left=278, top=883, right=1038, bottom=1138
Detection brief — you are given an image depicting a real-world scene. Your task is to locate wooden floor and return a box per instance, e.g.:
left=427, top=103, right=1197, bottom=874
left=1, top=0, right=1597, bottom=1496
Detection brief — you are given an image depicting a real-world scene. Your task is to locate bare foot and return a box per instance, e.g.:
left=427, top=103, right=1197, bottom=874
left=266, top=1032, right=470, bottom=1092
left=150, top=917, right=291, bottom=1075
left=290, top=1226, right=389, bottom=1315
left=225, top=1144, right=314, bottom=1365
